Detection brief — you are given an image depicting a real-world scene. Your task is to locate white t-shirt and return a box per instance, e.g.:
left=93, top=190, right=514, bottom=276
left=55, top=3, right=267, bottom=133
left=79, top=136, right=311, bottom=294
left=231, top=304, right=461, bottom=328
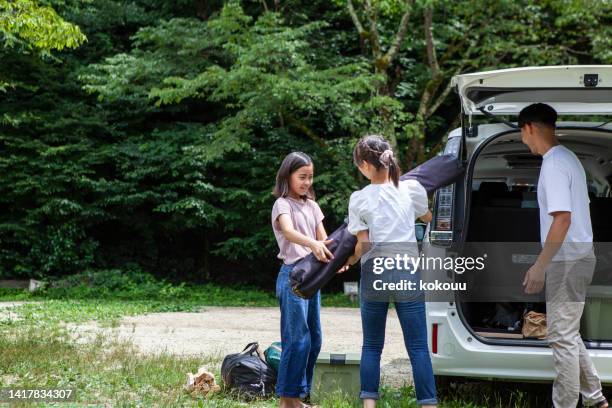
left=347, top=179, right=428, bottom=243
left=537, top=145, right=593, bottom=261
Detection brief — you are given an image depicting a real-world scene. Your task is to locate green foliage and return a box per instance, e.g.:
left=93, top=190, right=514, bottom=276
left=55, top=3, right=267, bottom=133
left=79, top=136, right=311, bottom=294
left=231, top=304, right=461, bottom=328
left=331, top=0, right=612, bottom=164
left=1, top=0, right=611, bottom=284
left=75, top=2, right=382, bottom=271
left=0, top=0, right=86, bottom=54
left=0, top=268, right=357, bottom=311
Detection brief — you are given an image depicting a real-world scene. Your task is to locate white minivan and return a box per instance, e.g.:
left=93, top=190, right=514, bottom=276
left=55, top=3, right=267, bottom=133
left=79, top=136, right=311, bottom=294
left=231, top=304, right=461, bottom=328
left=424, top=66, right=612, bottom=385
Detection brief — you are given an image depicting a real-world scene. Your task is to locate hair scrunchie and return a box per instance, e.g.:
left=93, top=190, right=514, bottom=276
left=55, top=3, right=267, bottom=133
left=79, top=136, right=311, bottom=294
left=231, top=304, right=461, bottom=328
left=379, top=149, right=394, bottom=168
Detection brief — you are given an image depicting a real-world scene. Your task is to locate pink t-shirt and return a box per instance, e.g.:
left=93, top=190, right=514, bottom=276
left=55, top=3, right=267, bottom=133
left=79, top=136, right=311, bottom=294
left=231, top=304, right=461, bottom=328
left=271, top=197, right=324, bottom=265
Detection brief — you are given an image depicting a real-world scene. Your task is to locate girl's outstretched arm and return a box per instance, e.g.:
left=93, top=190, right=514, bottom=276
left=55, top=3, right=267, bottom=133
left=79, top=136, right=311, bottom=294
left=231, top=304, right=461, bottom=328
left=338, top=230, right=369, bottom=273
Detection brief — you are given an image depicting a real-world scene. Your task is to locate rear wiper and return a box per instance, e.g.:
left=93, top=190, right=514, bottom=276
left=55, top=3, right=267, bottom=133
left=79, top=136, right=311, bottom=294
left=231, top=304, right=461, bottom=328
left=477, top=107, right=520, bottom=129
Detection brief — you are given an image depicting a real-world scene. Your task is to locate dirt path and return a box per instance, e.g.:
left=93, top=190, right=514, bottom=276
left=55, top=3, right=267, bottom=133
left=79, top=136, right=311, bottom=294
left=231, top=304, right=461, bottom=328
left=73, top=306, right=414, bottom=387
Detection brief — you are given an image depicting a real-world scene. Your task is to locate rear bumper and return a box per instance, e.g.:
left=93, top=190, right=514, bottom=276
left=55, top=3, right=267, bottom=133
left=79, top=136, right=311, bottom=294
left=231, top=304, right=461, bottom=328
left=427, top=303, right=612, bottom=384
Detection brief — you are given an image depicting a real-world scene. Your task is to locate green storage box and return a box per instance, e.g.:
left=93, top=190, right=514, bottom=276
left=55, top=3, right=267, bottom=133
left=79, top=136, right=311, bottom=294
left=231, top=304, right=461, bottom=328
left=311, top=352, right=361, bottom=403
left=264, top=341, right=281, bottom=372
left=581, top=285, right=612, bottom=341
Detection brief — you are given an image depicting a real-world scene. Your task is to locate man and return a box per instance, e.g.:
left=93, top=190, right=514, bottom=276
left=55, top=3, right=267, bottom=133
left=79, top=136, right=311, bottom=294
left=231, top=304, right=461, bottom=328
left=520, top=103, right=608, bottom=408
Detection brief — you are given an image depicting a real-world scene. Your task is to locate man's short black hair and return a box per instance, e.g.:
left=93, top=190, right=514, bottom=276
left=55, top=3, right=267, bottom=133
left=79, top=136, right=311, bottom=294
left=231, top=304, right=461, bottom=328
left=518, top=103, right=557, bottom=128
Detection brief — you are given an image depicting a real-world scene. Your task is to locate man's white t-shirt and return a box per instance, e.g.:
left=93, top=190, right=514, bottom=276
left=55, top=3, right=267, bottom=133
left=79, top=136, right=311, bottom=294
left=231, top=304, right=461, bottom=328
left=347, top=179, right=428, bottom=243
left=537, top=145, right=593, bottom=261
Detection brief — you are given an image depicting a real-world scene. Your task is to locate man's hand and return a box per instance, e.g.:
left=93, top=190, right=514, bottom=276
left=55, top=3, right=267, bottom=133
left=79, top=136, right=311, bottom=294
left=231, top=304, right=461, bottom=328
left=337, top=254, right=358, bottom=274
left=419, top=210, right=433, bottom=223
left=310, top=239, right=334, bottom=263
left=523, top=211, right=568, bottom=295
left=523, top=263, right=546, bottom=294
left=337, top=264, right=350, bottom=274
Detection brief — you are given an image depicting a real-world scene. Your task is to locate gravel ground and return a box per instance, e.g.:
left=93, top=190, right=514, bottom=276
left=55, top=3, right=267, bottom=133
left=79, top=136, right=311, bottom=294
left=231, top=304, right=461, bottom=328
left=70, top=306, right=414, bottom=387
left=1, top=302, right=415, bottom=387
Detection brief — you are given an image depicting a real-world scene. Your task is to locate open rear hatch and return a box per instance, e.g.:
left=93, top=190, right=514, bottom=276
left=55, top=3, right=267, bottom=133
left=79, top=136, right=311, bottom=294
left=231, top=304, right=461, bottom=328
left=448, top=66, right=612, bottom=346
left=460, top=129, right=612, bottom=346
left=452, top=65, right=612, bottom=117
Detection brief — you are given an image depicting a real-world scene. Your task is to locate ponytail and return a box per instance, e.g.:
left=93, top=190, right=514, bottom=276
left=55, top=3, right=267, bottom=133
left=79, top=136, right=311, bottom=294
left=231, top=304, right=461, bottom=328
left=387, top=156, right=400, bottom=187
left=353, top=135, right=401, bottom=187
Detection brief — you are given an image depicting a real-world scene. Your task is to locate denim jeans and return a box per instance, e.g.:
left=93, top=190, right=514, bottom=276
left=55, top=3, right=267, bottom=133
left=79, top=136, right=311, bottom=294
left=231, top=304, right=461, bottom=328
left=360, top=300, right=437, bottom=406
left=276, top=263, right=322, bottom=398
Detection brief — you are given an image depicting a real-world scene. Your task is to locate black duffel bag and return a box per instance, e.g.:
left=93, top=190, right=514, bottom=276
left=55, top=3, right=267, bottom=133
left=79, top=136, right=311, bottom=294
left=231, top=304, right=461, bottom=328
left=290, top=222, right=357, bottom=299
left=290, top=154, right=464, bottom=299
left=399, top=154, right=464, bottom=191
left=221, top=342, right=276, bottom=398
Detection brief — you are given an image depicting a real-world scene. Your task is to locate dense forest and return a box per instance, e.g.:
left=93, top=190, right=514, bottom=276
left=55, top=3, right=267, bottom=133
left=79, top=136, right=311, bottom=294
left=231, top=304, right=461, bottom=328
left=1, top=0, right=611, bottom=287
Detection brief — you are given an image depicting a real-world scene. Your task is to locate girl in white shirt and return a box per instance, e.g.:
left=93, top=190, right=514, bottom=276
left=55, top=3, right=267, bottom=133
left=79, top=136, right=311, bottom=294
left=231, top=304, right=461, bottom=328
left=345, top=135, right=437, bottom=408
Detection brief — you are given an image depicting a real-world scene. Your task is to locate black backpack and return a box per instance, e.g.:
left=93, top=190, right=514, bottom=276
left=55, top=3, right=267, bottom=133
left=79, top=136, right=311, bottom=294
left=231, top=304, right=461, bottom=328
left=221, top=342, right=277, bottom=398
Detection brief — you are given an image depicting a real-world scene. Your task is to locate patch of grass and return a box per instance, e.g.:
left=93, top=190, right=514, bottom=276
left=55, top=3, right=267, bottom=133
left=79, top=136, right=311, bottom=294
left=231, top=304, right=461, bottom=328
left=0, top=287, right=34, bottom=301
left=0, top=269, right=357, bottom=311
left=0, top=299, right=176, bottom=327
left=0, top=324, right=223, bottom=407
left=0, top=325, right=345, bottom=407
left=437, top=379, right=554, bottom=408
left=0, top=269, right=357, bottom=326
left=0, top=313, right=577, bottom=408
left=0, top=323, right=484, bottom=408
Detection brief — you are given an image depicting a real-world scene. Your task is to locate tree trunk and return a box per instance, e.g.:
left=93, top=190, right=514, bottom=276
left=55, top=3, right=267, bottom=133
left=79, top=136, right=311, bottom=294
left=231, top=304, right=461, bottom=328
left=202, top=229, right=211, bottom=281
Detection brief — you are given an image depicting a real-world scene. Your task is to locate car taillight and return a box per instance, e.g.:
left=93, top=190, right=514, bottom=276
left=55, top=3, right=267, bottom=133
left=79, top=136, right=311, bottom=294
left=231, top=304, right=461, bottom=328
left=435, top=186, right=453, bottom=230
left=431, top=185, right=454, bottom=246
left=431, top=136, right=459, bottom=247
left=432, top=323, right=439, bottom=354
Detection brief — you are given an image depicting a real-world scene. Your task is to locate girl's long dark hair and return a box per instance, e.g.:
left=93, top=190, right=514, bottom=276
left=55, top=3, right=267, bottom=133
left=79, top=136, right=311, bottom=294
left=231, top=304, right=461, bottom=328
left=353, top=135, right=400, bottom=187
left=272, top=152, right=315, bottom=199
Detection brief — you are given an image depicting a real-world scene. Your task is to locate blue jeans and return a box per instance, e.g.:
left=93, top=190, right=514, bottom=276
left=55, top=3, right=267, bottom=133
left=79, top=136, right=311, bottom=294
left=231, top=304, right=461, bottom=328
left=276, top=263, right=322, bottom=398
left=360, top=300, right=437, bottom=406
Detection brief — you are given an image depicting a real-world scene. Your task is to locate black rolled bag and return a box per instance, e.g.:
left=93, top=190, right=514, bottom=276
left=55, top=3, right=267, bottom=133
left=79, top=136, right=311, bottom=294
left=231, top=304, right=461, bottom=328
left=221, top=342, right=277, bottom=398
left=289, top=154, right=464, bottom=299
left=291, top=222, right=357, bottom=299
left=398, top=153, right=464, bottom=191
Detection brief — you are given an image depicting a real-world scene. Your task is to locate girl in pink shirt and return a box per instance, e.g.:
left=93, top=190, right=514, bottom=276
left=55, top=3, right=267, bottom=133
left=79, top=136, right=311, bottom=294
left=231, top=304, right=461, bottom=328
left=271, top=152, right=332, bottom=408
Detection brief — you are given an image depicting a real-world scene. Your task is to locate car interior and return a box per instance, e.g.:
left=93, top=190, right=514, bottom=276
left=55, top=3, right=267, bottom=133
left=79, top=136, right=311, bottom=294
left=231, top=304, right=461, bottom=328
left=457, top=129, right=612, bottom=342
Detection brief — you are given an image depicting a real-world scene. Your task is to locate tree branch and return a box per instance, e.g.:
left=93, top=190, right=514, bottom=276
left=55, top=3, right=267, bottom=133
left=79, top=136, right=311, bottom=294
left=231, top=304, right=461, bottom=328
left=384, top=0, right=414, bottom=65
left=426, top=79, right=453, bottom=118
left=284, top=111, right=329, bottom=149
left=424, top=7, right=439, bottom=75
left=437, top=23, right=476, bottom=66
left=426, top=65, right=465, bottom=118
left=363, top=0, right=381, bottom=59
left=562, top=45, right=591, bottom=56
left=260, top=0, right=269, bottom=12
left=419, top=10, right=469, bottom=119
left=347, top=0, right=366, bottom=36
left=417, top=77, right=439, bottom=118
left=278, top=110, right=285, bottom=128
left=347, top=0, right=369, bottom=53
